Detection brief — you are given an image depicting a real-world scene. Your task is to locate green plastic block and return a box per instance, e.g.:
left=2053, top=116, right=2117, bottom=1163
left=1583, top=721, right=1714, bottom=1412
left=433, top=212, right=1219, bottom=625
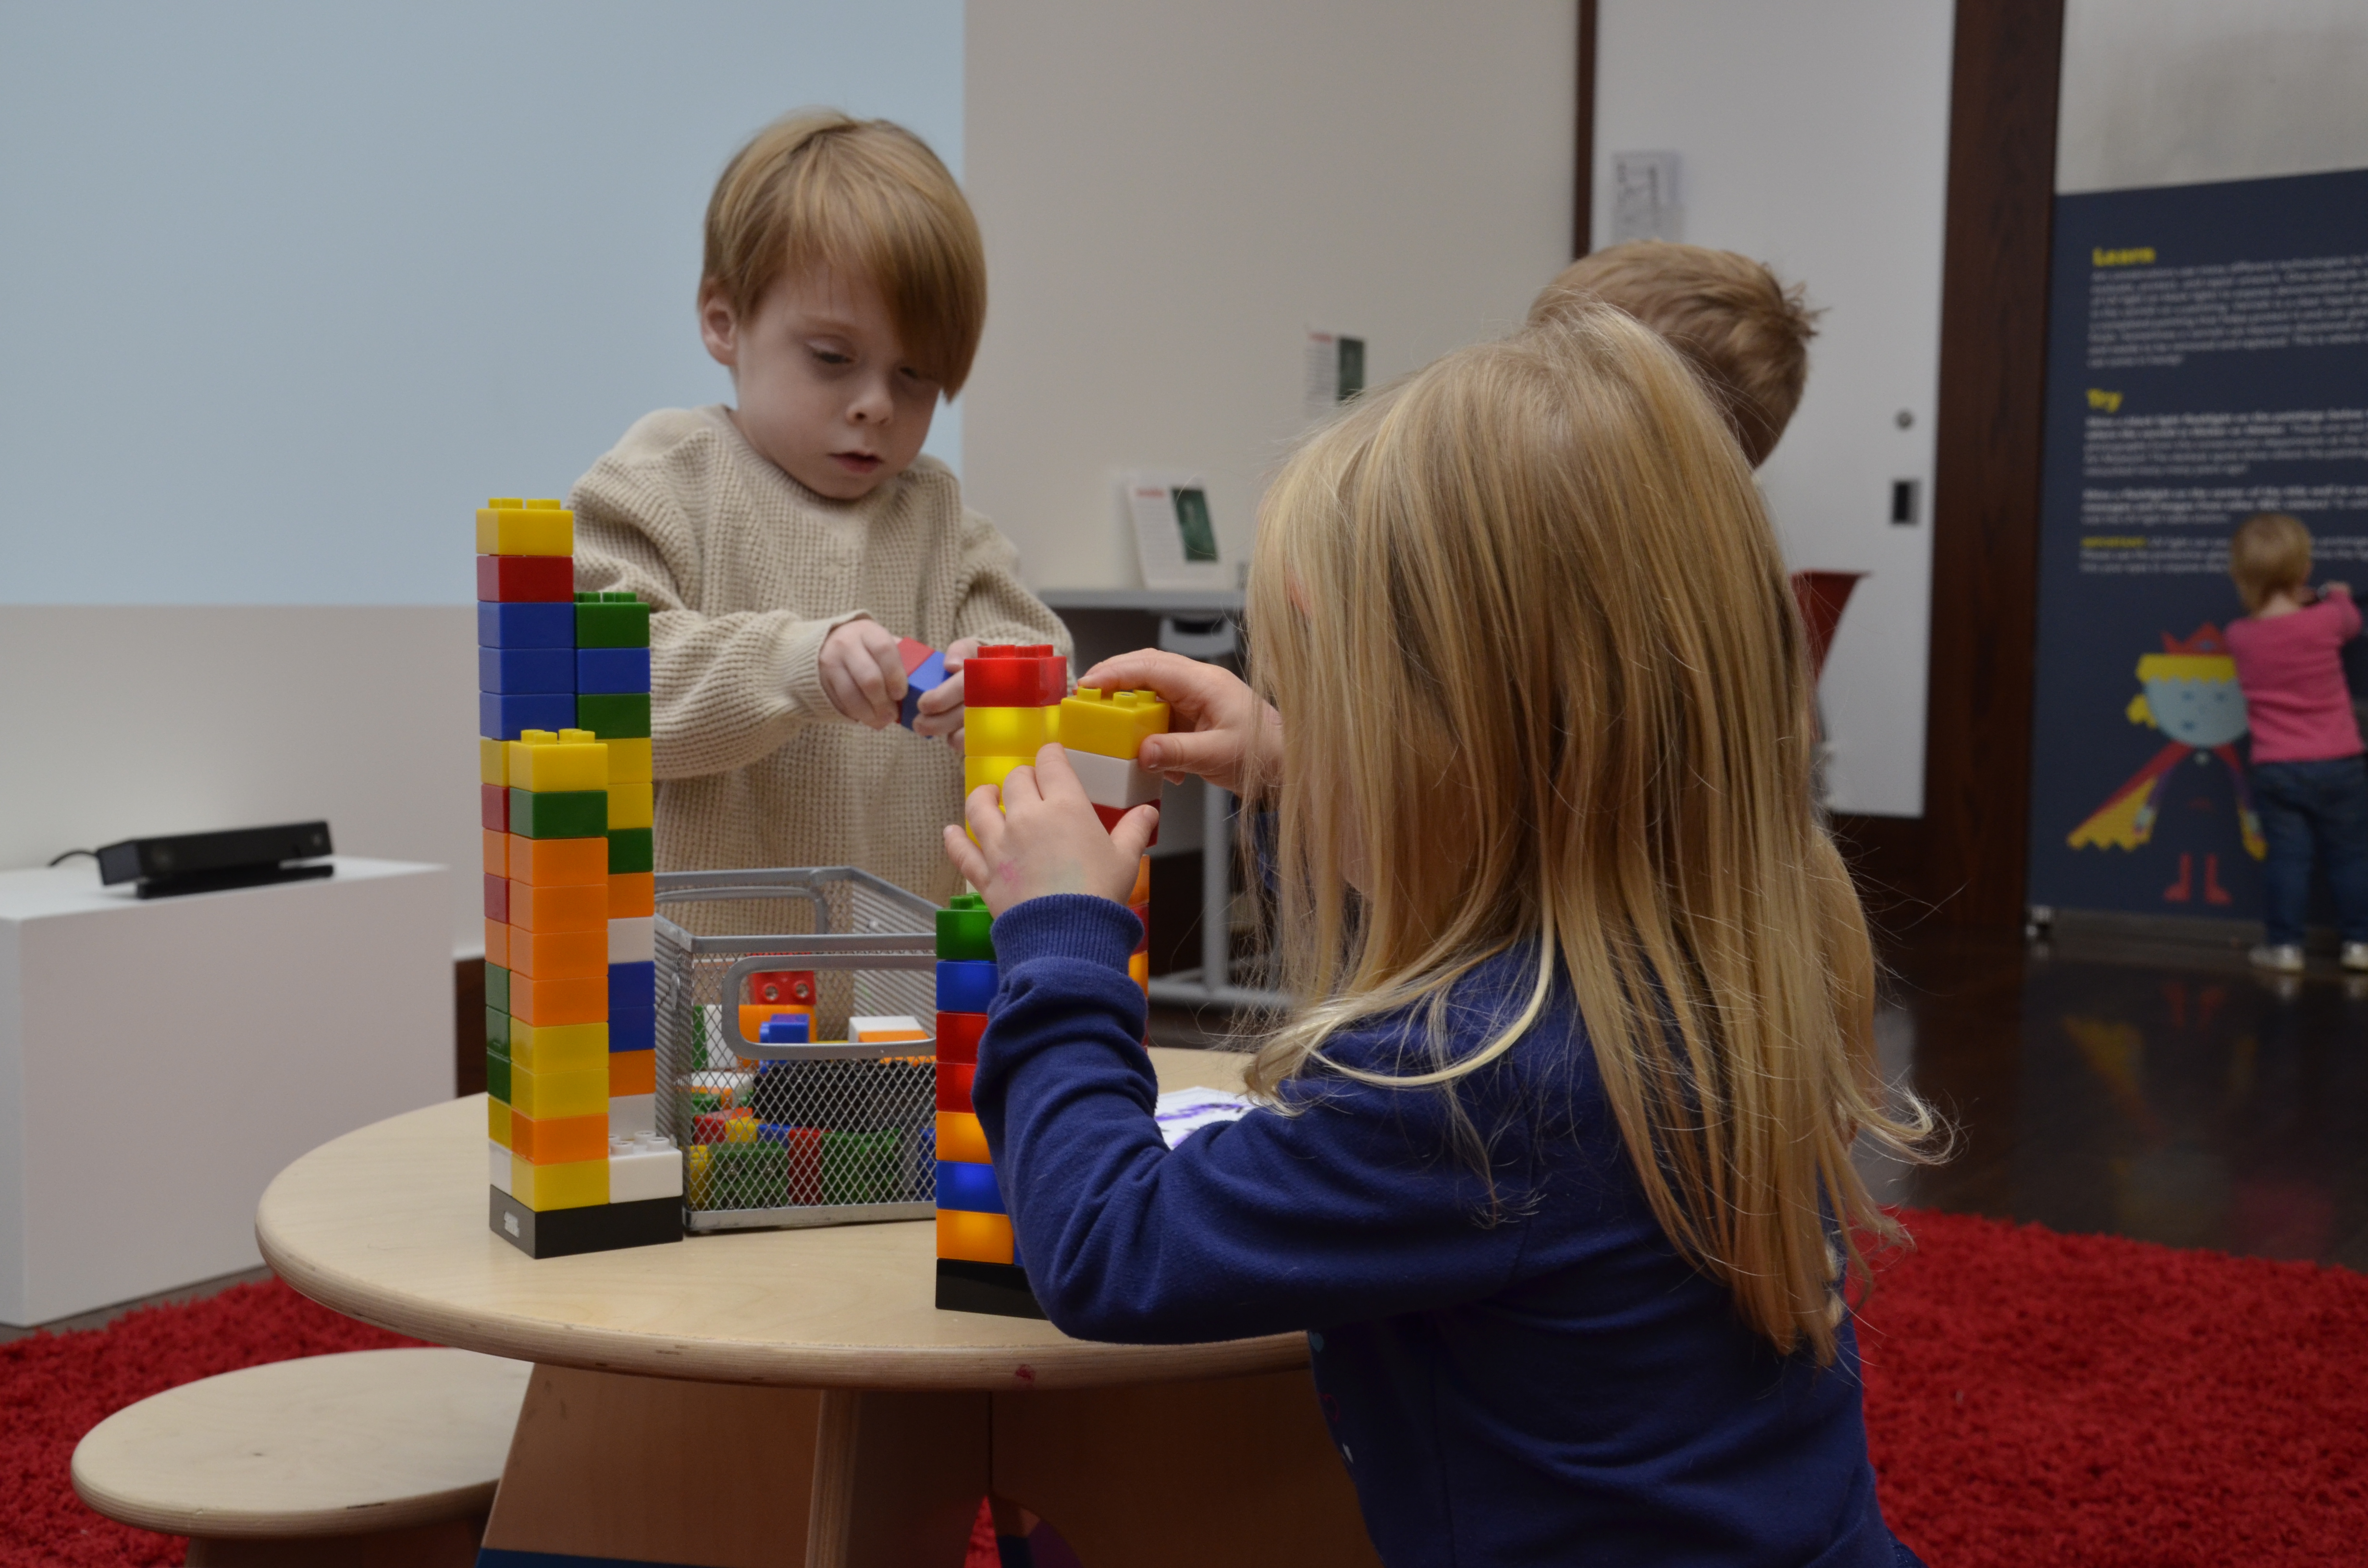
left=577, top=692, right=651, bottom=738
left=608, top=826, right=654, bottom=874
left=575, top=592, right=652, bottom=649
left=487, top=1048, right=511, bottom=1104
left=709, top=1141, right=787, bottom=1209
left=822, top=1129, right=901, bottom=1206
left=485, top=1007, right=510, bottom=1051
left=487, top=965, right=510, bottom=1013
left=936, top=893, right=995, bottom=962
left=508, top=788, right=608, bottom=839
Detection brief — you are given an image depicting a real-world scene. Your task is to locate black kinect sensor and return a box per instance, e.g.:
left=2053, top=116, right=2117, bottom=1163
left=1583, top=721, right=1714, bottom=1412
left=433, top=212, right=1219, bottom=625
left=96, top=821, right=335, bottom=899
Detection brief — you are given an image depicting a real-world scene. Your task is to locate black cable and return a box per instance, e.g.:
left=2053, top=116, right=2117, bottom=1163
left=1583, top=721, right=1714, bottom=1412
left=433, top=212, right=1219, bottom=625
left=48, top=848, right=96, bottom=867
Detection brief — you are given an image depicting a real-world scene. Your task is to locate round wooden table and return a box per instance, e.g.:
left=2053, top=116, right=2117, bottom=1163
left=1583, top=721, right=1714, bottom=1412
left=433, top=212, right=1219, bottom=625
left=257, top=1048, right=1377, bottom=1568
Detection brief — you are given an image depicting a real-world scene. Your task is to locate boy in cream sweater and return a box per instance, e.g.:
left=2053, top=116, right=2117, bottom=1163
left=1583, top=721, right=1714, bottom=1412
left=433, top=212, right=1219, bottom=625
left=569, top=110, right=1068, bottom=910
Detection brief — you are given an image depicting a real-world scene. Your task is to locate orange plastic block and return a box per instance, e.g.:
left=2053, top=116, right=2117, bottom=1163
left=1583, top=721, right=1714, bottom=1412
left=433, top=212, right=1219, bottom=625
left=936, top=1209, right=1015, bottom=1265
left=483, top=919, right=510, bottom=970
left=510, top=1110, right=608, bottom=1165
left=738, top=1004, right=815, bottom=1047
left=508, top=834, right=607, bottom=886
left=508, top=879, right=609, bottom=933
left=509, top=927, right=606, bottom=980
left=937, top=1110, right=990, bottom=1164
left=609, top=872, right=655, bottom=919
left=482, top=829, right=508, bottom=876
left=510, top=974, right=606, bottom=1027
left=1130, top=857, right=1151, bottom=905
left=1129, top=951, right=1149, bottom=987
left=609, top=1048, right=656, bottom=1097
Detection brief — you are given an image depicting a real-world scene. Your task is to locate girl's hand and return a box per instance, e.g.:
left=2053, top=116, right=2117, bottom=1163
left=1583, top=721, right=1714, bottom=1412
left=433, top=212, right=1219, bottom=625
left=2323, top=580, right=2353, bottom=599
left=912, top=637, right=980, bottom=749
left=1075, top=649, right=1283, bottom=794
left=819, top=618, right=908, bottom=729
left=942, top=745, right=1158, bottom=915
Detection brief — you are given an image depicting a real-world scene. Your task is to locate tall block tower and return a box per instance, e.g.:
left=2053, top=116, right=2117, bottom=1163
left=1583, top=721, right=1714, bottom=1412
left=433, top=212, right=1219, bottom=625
left=476, top=498, right=680, bottom=1258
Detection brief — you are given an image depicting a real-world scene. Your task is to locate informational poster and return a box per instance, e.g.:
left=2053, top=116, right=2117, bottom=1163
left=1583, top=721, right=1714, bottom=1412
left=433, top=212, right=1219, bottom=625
left=2027, top=167, right=2368, bottom=922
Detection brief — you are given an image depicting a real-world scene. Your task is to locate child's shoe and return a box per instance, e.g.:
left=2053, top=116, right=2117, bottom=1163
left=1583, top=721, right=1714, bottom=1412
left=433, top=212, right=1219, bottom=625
left=2250, top=943, right=2306, bottom=974
left=2343, top=942, right=2368, bottom=973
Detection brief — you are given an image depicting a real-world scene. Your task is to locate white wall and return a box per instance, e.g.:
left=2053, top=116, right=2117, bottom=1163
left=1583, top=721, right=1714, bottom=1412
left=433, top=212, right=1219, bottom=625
left=0, top=0, right=963, bottom=605
left=1593, top=1, right=1955, bottom=819
left=2059, top=0, right=2368, bottom=194
left=962, top=0, right=1577, bottom=588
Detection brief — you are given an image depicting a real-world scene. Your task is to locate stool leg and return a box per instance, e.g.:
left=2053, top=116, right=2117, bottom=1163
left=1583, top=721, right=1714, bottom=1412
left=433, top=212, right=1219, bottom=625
left=185, top=1514, right=483, bottom=1567
left=804, top=1389, right=990, bottom=1568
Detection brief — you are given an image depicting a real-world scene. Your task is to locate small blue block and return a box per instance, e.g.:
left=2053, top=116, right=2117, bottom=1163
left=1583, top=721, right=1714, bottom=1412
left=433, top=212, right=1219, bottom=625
left=758, top=1013, right=811, bottom=1044
left=480, top=691, right=574, bottom=741
left=935, top=959, right=999, bottom=1014
left=608, top=1015, right=655, bottom=1054
left=477, top=601, right=575, bottom=649
left=608, top=961, right=655, bottom=1012
left=577, top=647, right=653, bottom=694
left=899, top=649, right=949, bottom=730
left=935, top=1160, right=1006, bottom=1214
left=480, top=647, right=576, bottom=694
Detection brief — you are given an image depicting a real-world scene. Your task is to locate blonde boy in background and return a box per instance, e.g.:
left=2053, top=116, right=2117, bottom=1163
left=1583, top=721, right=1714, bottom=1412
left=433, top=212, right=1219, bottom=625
left=570, top=110, right=1069, bottom=911
left=1530, top=240, right=1819, bottom=469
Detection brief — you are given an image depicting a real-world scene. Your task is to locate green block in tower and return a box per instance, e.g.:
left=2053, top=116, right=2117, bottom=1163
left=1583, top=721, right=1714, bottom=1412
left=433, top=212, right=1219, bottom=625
left=937, top=892, right=994, bottom=962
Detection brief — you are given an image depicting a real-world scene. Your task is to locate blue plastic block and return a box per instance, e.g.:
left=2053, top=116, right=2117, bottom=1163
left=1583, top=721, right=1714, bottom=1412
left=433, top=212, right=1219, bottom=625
left=480, top=691, right=575, bottom=741
left=608, top=1015, right=655, bottom=1054
left=480, top=647, right=576, bottom=695
left=899, top=649, right=950, bottom=730
left=477, top=601, right=575, bottom=649
left=576, top=647, right=653, bottom=694
left=935, top=1159, right=1006, bottom=1214
left=935, top=959, right=999, bottom=1014
left=758, top=1013, right=811, bottom=1044
left=608, top=961, right=655, bottom=1012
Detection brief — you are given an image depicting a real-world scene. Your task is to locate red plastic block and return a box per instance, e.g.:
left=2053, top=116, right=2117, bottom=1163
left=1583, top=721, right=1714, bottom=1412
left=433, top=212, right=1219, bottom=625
left=1029, top=643, right=1067, bottom=701
left=896, top=637, right=937, bottom=676
left=748, top=970, right=816, bottom=1007
left=936, top=1060, right=975, bottom=1113
left=481, top=782, right=509, bottom=833
left=936, top=1011, right=987, bottom=1066
left=1093, top=801, right=1158, bottom=846
left=484, top=873, right=510, bottom=923
left=964, top=645, right=1056, bottom=708
left=693, top=1108, right=753, bottom=1144
left=476, top=554, right=573, bottom=602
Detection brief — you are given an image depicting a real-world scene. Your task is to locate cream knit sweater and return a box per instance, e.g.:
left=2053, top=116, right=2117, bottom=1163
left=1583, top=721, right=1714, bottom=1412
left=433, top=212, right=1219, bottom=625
left=567, top=406, right=1069, bottom=919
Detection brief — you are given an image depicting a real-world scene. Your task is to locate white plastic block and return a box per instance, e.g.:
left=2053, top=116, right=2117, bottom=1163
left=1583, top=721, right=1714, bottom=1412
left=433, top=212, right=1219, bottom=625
left=607, top=916, right=654, bottom=966
left=608, top=1133, right=683, bottom=1202
left=849, top=1014, right=927, bottom=1042
left=489, top=1139, right=513, bottom=1196
left=608, top=1091, right=655, bottom=1136
left=1062, top=745, right=1161, bottom=809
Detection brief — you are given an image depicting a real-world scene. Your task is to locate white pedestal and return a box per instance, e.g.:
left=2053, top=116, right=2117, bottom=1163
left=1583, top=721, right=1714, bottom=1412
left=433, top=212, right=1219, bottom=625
left=0, top=856, right=450, bottom=1326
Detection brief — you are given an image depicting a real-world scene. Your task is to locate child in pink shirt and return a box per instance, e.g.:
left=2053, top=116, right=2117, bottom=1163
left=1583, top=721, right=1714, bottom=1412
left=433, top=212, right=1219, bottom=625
left=2224, top=512, right=2368, bottom=972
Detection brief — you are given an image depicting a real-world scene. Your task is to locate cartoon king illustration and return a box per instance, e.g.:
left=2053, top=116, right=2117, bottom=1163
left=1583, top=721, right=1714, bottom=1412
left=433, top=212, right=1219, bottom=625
left=2067, top=625, right=2266, bottom=905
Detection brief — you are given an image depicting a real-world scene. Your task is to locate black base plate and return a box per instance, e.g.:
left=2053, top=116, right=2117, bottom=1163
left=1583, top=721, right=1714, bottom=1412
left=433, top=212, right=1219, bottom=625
left=490, top=1189, right=684, bottom=1258
left=935, top=1257, right=1046, bottom=1318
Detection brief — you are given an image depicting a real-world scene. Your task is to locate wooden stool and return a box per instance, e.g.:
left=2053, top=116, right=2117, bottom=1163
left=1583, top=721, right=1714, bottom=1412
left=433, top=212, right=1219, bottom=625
left=71, top=1347, right=531, bottom=1567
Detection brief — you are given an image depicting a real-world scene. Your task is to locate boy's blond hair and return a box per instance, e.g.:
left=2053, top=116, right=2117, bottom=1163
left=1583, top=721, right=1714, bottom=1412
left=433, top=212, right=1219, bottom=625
left=2230, top=512, right=2313, bottom=613
left=703, top=109, right=987, bottom=394
left=1529, top=242, right=1817, bottom=467
left=1241, top=307, right=1936, bottom=1366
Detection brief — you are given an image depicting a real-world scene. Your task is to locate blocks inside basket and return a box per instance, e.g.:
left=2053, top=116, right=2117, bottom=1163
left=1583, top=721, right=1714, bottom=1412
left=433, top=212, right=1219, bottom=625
left=478, top=497, right=678, bottom=1258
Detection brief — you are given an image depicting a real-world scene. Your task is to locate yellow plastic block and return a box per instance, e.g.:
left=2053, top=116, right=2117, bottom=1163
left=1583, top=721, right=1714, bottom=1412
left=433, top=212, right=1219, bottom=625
left=511, top=1019, right=609, bottom=1072
left=606, top=780, right=654, bottom=831
left=511, top=1061, right=609, bottom=1121
left=687, top=1143, right=711, bottom=1207
left=507, top=728, right=609, bottom=793
left=511, top=1153, right=608, bottom=1212
left=1059, top=687, right=1171, bottom=760
left=936, top=1209, right=1015, bottom=1265
left=475, top=498, right=574, bottom=557
left=605, top=737, right=653, bottom=784
left=962, top=755, right=1029, bottom=797
left=937, top=1110, right=990, bottom=1164
left=479, top=737, right=508, bottom=786
left=964, top=706, right=1048, bottom=759
left=489, top=1098, right=512, bottom=1148
left=1043, top=703, right=1060, bottom=745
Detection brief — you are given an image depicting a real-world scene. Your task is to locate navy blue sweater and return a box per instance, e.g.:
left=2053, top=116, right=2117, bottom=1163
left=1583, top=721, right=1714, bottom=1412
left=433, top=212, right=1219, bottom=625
left=975, top=895, right=1909, bottom=1568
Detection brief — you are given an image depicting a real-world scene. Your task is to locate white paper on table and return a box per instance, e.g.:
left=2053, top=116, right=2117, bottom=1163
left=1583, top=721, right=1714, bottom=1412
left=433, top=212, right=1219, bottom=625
left=1154, top=1086, right=1256, bottom=1148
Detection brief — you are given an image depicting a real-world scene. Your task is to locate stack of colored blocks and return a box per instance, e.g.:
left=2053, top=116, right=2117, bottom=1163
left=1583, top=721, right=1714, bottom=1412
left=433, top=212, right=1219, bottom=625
left=1058, top=686, right=1171, bottom=1003
left=476, top=497, right=677, bottom=1258
left=960, top=643, right=1069, bottom=806
left=933, top=892, right=1038, bottom=1316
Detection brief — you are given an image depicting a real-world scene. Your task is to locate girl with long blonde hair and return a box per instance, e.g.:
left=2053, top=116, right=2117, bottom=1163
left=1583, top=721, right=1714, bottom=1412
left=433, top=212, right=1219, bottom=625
left=944, top=305, right=1935, bottom=1568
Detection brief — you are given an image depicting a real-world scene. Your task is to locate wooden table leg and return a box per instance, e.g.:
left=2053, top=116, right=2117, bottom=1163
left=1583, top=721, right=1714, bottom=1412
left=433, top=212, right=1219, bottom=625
left=990, top=1367, right=1380, bottom=1568
left=803, top=1390, right=991, bottom=1568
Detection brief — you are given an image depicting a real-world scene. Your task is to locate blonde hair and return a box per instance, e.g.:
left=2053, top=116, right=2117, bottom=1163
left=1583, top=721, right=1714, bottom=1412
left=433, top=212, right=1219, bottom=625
left=2230, top=512, right=2312, bottom=613
left=1241, top=306, right=1934, bottom=1365
left=703, top=109, right=987, bottom=394
left=1530, top=242, right=1818, bottom=467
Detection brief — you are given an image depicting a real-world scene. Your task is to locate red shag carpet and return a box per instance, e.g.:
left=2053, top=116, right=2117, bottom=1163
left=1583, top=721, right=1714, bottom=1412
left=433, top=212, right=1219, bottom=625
left=4, top=1214, right=2365, bottom=1566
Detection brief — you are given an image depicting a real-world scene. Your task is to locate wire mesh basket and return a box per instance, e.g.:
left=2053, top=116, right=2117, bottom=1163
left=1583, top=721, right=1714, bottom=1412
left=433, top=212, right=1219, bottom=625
left=655, top=868, right=939, bottom=1233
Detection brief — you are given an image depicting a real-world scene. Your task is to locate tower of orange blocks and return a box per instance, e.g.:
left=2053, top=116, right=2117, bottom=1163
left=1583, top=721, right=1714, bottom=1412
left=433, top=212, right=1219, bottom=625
left=476, top=497, right=680, bottom=1258
left=934, top=670, right=1166, bottom=1317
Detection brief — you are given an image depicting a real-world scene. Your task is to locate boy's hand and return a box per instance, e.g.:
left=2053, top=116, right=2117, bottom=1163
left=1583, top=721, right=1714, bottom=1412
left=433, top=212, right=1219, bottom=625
left=912, top=637, right=980, bottom=748
left=2323, top=581, right=2353, bottom=599
left=1076, top=649, right=1283, bottom=795
left=942, top=744, right=1158, bottom=915
left=820, top=618, right=908, bottom=729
